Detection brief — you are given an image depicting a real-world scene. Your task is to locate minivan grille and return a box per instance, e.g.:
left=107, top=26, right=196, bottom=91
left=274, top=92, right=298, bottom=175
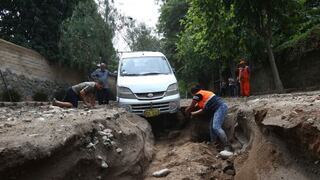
left=135, top=91, right=165, bottom=100
left=131, top=102, right=170, bottom=114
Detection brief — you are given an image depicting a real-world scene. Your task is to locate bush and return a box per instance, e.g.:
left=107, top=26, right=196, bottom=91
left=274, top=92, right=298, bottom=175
left=0, top=89, right=21, bottom=102
left=32, top=91, right=48, bottom=101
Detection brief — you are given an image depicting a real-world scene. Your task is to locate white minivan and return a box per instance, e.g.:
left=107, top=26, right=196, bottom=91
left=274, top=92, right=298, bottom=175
left=117, top=51, right=180, bottom=117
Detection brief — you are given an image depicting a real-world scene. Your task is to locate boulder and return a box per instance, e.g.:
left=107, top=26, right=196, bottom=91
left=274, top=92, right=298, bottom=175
left=0, top=106, right=154, bottom=180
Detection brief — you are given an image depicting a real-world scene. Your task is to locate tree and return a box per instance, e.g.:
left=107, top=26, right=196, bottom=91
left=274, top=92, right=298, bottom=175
left=126, top=22, right=161, bottom=51
left=176, top=0, right=244, bottom=89
left=59, top=0, right=116, bottom=72
left=157, top=0, right=189, bottom=71
left=233, top=0, right=303, bottom=92
left=0, top=0, right=81, bottom=61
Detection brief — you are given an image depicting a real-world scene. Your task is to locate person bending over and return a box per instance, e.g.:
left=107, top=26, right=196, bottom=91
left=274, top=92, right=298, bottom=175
left=185, top=85, right=232, bottom=152
left=53, top=81, right=103, bottom=108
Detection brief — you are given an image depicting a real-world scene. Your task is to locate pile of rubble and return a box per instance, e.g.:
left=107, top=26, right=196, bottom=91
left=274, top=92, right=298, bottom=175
left=0, top=105, right=154, bottom=180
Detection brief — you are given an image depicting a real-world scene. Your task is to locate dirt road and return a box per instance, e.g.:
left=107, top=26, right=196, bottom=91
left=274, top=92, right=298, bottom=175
left=0, top=91, right=319, bottom=179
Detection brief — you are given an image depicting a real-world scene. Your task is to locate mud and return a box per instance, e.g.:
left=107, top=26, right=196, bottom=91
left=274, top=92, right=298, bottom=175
left=0, top=91, right=319, bottom=180
left=144, top=91, right=320, bottom=180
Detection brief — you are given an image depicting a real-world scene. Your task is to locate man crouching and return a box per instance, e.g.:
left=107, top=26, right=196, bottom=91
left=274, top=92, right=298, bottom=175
left=53, top=81, right=103, bottom=108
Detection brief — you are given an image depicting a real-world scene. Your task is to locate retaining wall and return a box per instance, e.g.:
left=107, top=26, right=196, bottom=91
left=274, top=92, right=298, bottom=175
left=0, top=39, right=85, bottom=100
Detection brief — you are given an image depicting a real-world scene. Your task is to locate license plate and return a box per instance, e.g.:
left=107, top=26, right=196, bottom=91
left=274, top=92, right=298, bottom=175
left=144, top=108, right=160, bottom=117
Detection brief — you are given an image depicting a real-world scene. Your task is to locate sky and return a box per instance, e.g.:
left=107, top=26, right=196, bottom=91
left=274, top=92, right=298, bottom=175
left=113, top=0, right=161, bottom=51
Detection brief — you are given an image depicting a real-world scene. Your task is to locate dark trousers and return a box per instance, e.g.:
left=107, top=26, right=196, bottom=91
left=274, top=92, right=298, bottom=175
left=229, top=85, right=236, bottom=97
left=97, top=88, right=109, bottom=105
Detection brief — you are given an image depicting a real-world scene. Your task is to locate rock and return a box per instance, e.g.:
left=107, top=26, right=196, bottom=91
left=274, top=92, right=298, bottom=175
left=37, top=117, right=45, bottom=121
left=98, top=123, right=105, bottom=130
left=225, top=169, right=235, bottom=176
left=152, top=168, right=171, bottom=177
left=42, top=114, right=53, bottom=118
left=294, top=109, right=303, bottom=113
left=102, top=136, right=109, bottom=141
left=222, top=160, right=234, bottom=172
left=7, top=117, right=14, bottom=121
left=211, top=163, right=222, bottom=170
left=86, top=142, right=95, bottom=149
left=23, top=119, right=32, bottom=123
left=106, top=132, right=114, bottom=138
left=98, top=131, right=108, bottom=136
left=28, top=134, right=40, bottom=137
left=4, top=123, right=15, bottom=128
left=101, top=160, right=108, bottom=169
left=116, top=148, right=122, bottom=153
left=307, top=118, right=314, bottom=124
left=0, top=105, right=154, bottom=180
left=168, top=130, right=181, bottom=139
left=104, top=129, right=112, bottom=133
left=96, top=155, right=103, bottom=160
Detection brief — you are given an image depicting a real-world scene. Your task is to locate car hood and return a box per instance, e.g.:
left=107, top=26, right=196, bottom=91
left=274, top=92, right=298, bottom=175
left=117, top=74, right=177, bottom=93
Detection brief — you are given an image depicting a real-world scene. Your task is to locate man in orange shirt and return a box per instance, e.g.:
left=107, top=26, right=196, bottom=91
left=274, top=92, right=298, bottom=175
left=238, top=60, right=250, bottom=97
left=185, top=85, right=232, bottom=152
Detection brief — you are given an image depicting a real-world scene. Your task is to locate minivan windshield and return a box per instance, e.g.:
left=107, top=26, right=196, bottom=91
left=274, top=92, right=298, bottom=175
left=120, top=56, right=172, bottom=76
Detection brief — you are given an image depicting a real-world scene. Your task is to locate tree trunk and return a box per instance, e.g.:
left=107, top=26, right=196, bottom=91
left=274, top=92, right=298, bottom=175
left=265, top=38, right=284, bottom=92
left=228, top=58, right=236, bottom=79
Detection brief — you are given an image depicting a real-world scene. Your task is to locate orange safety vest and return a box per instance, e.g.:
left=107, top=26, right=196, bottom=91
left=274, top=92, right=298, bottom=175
left=196, top=90, right=215, bottom=109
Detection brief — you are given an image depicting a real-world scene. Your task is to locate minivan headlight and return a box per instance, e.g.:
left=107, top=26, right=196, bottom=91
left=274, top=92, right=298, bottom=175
left=117, top=87, right=136, bottom=99
left=166, top=83, right=179, bottom=96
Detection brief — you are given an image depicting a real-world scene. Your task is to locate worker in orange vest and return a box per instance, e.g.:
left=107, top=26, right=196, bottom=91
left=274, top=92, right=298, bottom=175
left=185, top=85, right=232, bottom=152
left=238, top=60, right=250, bottom=97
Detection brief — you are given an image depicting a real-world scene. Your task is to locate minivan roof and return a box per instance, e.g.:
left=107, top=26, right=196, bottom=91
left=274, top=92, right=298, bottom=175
left=120, top=51, right=165, bottom=59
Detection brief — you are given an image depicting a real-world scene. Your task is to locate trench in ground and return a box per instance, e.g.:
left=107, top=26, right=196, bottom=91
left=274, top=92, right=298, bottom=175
left=143, top=108, right=320, bottom=179
left=143, top=109, right=249, bottom=179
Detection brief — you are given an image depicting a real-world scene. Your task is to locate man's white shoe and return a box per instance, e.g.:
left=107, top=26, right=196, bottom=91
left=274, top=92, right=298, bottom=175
left=219, top=150, right=234, bottom=158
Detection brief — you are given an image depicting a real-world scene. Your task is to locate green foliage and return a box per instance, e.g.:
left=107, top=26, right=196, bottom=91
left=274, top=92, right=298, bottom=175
left=158, top=0, right=319, bottom=91
left=276, top=24, right=320, bottom=59
left=126, top=22, right=161, bottom=51
left=176, top=0, right=242, bottom=87
left=0, top=89, right=21, bottom=102
left=0, top=0, right=81, bottom=61
left=32, top=91, right=48, bottom=102
left=59, top=0, right=116, bottom=72
left=157, top=0, right=189, bottom=72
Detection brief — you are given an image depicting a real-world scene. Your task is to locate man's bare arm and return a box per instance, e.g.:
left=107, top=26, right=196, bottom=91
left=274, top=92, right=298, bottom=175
left=80, top=90, right=93, bottom=107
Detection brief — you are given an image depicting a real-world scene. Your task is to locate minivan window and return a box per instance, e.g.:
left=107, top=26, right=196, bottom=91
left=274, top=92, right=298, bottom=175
left=120, top=56, right=172, bottom=76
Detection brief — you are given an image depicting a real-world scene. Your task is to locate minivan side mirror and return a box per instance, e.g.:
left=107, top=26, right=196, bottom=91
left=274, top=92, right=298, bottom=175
left=172, top=68, right=175, bottom=73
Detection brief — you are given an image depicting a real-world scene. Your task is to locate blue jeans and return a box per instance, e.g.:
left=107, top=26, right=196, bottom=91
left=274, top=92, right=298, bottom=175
left=209, top=103, right=229, bottom=146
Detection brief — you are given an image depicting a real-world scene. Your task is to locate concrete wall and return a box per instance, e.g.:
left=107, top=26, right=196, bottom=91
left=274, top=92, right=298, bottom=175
left=0, top=39, right=85, bottom=100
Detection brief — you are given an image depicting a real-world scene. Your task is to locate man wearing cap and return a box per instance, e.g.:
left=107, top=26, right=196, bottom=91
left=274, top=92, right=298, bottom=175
left=52, top=81, right=103, bottom=108
left=91, top=63, right=116, bottom=105
left=185, top=85, right=232, bottom=152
